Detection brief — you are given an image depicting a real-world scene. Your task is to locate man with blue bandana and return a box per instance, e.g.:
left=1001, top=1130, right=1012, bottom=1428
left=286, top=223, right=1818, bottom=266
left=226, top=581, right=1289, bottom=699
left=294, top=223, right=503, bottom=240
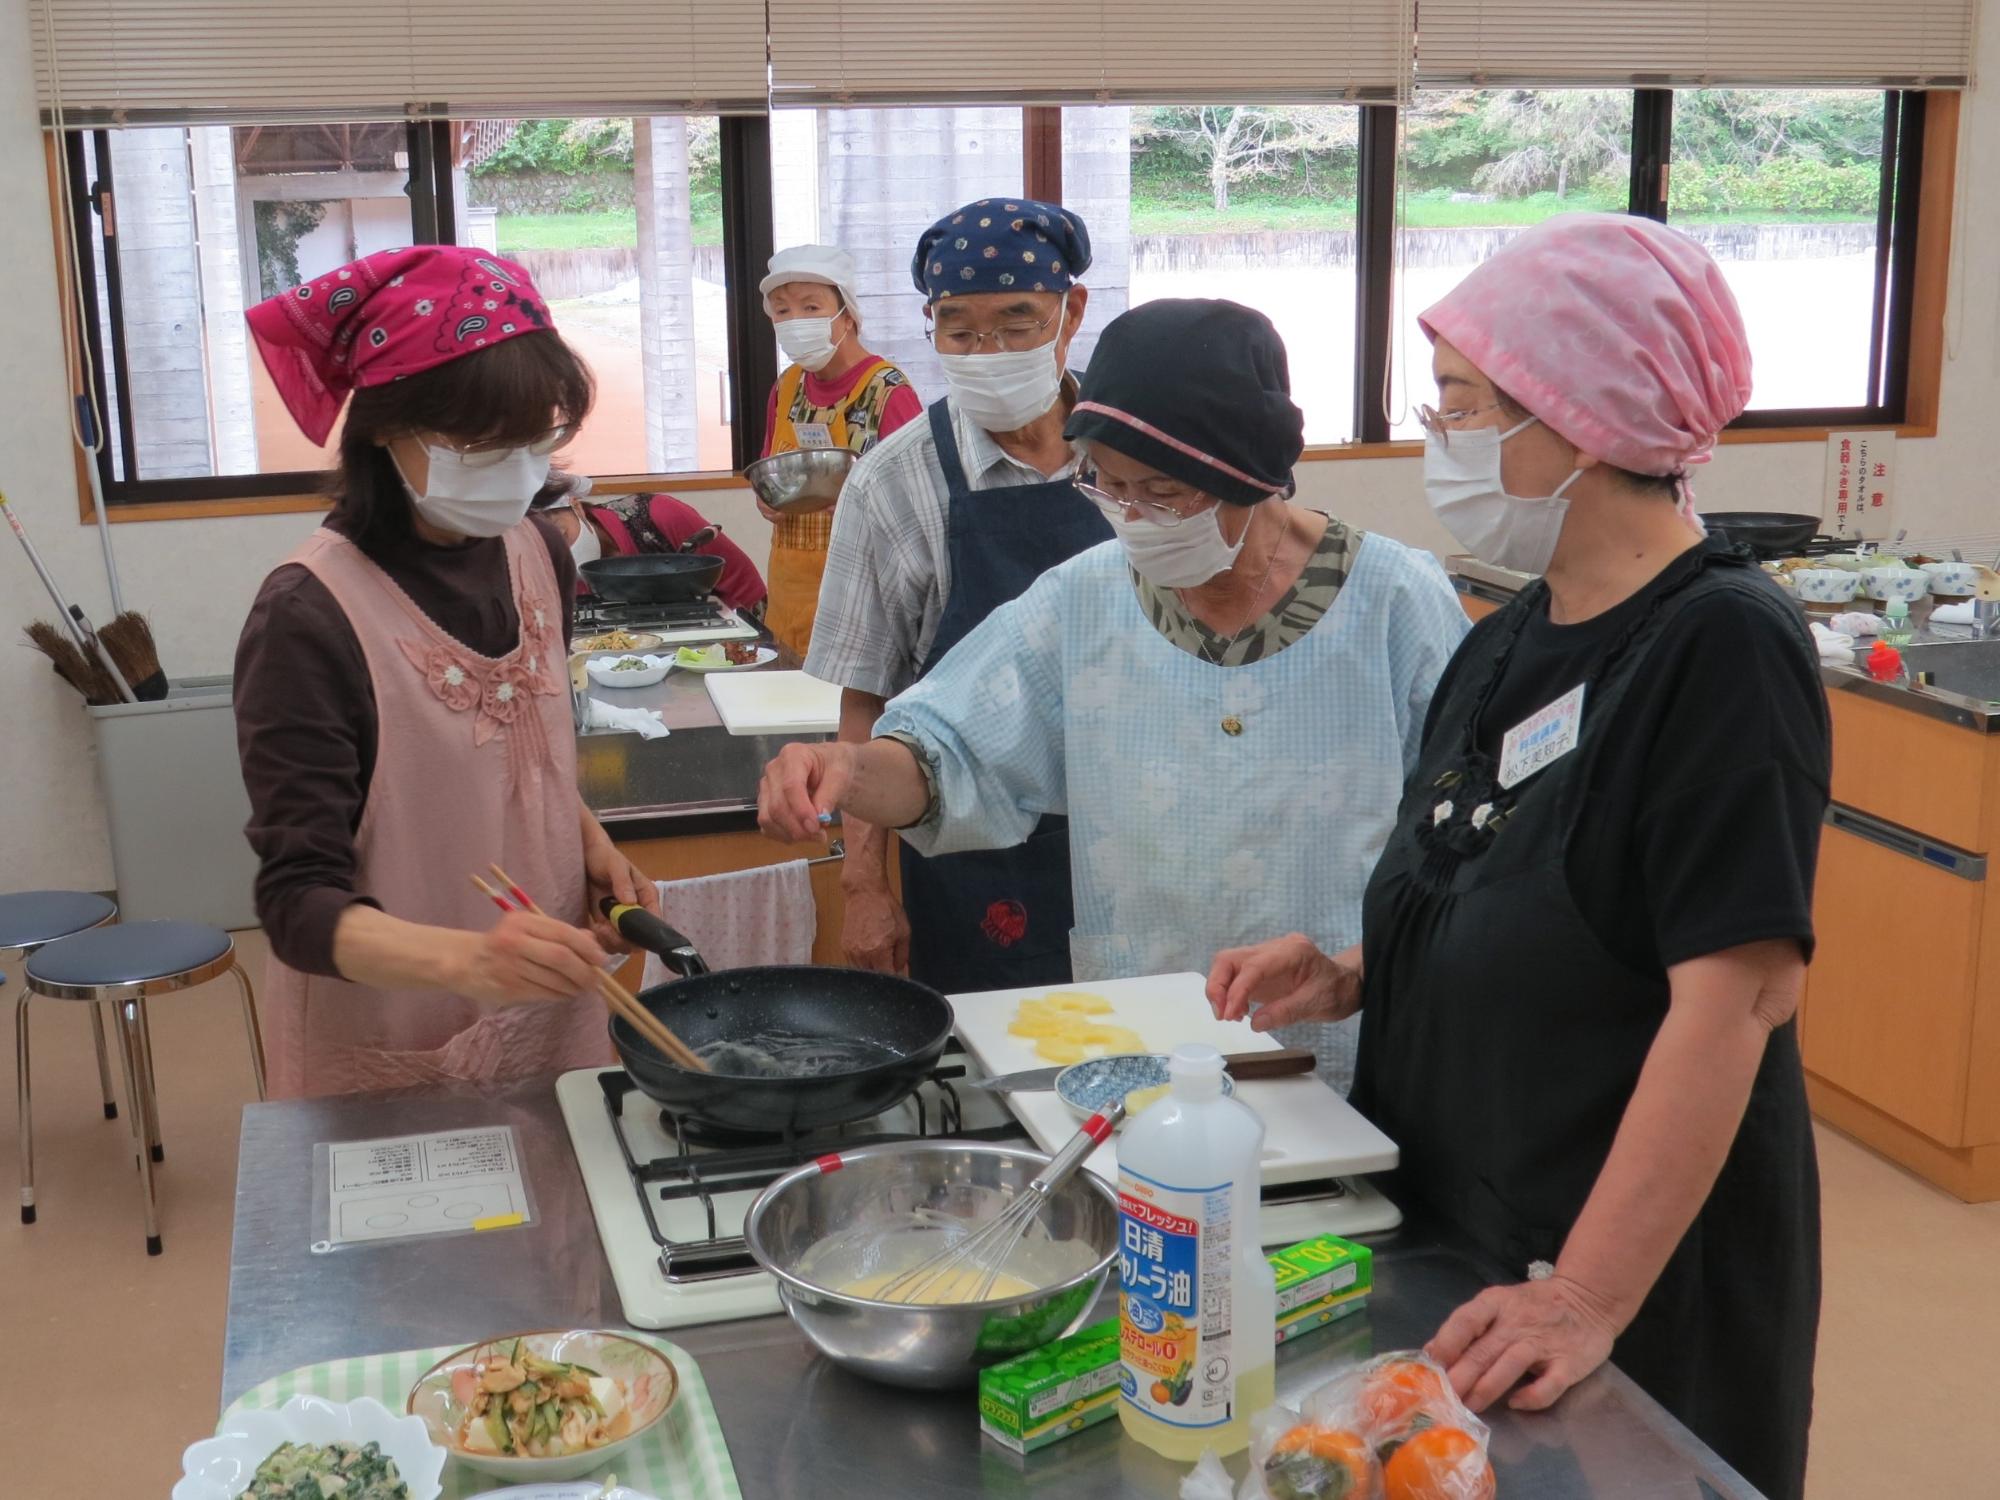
left=805, top=199, right=1111, bottom=991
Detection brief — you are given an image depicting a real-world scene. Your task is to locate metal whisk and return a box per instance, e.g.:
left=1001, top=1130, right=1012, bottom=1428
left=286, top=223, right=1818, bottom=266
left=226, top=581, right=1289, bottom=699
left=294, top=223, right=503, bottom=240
left=873, top=1101, right=1125, bottom=1305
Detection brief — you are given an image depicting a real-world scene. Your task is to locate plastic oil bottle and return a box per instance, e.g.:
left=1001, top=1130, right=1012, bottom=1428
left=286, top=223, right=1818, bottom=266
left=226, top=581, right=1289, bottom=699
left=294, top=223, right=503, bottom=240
left=1116, top=1043, right=1276, bottom=1459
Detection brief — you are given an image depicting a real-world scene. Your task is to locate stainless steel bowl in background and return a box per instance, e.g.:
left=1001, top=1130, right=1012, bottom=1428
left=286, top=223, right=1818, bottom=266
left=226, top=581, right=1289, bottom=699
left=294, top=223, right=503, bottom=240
left=743, top=1141, right=1119, bottom=1389
left=742, top=447, right=858, bottom=516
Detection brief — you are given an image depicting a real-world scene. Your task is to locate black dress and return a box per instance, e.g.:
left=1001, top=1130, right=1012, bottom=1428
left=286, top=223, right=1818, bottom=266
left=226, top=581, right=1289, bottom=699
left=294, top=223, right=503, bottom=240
left=1350, top=540, right=1828, bottom=1500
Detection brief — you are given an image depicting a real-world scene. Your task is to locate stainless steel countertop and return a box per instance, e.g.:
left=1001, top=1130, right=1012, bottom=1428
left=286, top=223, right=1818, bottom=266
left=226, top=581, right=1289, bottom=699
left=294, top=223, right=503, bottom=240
left=577, top=641, right=835, bottom=835
left=1446, top=560, right=2000, bottom=734
left=221, top=1082, right=1762, bottom=1499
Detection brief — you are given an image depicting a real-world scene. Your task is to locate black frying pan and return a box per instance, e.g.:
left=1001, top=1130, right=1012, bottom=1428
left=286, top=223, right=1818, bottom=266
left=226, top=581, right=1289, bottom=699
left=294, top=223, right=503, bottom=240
left=1703, top=512, right=1823, bottom=559
left=605, top=903, right=955, bottom=1136
left=581, top=553, right=725, bottom=604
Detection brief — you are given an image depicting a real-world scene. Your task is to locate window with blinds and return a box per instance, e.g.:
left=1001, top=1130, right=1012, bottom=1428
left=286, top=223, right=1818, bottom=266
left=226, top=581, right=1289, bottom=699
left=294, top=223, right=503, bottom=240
left=766, top=0, right=1413, bottom=107
left=1416, top=0, right=1976, bottom=89
left=31, top=0, right=770, bottom=125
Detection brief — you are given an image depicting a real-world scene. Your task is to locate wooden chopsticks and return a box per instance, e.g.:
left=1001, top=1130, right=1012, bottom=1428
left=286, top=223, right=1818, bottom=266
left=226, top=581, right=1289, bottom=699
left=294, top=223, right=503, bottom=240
left=470, top=864, right=709, bottom=1074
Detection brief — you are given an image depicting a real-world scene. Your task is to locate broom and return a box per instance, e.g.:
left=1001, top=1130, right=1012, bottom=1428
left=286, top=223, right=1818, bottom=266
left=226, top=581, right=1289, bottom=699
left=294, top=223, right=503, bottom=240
left=98, top=610, right=168, bottom=700
left=24, top=619, right=121, bottom=704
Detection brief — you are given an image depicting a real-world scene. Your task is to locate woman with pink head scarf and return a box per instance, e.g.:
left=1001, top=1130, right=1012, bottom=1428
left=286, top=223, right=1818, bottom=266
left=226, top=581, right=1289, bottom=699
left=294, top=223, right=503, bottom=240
left=233, top=245, right=663, bottom=1097
left=1209, top=216, right=1826, bottom=1498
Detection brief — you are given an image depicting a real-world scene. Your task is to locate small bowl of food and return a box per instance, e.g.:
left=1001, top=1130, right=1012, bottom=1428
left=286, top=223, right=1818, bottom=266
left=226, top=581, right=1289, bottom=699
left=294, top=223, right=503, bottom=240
left=586, top=653, right=672, bottom=688
left=175, top=1395, right=445, bottom=1500
left=1793, top=569, right=1862, bottom=605
left=1923, top=561, right=1982, bottom=599
left=1056, top=1052, right=1233, bottom=1128
left=1862, top=564, right=1930, bottom=603
left=745, top=1141, right=1118, bottom=1389
left=406, top=1330, right=678, bottom=1483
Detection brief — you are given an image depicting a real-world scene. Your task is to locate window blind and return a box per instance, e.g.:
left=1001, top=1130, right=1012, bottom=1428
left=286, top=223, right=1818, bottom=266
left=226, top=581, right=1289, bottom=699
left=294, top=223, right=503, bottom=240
left=767, top=0, right=1413, bottom=107
left=31, top=0, right=770, bottom=126
left=1416, top=0, right=1976, bottom=89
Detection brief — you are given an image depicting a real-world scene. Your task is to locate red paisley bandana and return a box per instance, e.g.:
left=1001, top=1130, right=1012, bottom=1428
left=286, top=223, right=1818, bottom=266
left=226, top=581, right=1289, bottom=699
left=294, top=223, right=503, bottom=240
left=247, top=245, right=554, bottom=445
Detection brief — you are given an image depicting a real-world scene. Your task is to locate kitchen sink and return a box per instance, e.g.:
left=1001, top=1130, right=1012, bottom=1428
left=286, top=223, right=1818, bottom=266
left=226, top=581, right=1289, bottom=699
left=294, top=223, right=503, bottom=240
left=1898, top=640, right=2000, bottom=703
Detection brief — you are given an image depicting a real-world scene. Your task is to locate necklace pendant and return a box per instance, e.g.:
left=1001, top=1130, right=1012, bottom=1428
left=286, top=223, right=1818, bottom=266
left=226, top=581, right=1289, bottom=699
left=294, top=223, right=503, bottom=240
left=1220, top=715, right=1244, bottom=737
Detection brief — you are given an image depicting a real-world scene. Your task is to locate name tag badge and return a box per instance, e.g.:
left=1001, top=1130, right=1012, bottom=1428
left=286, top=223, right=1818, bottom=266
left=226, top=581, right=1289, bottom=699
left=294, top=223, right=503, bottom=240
left=793, top=422, right=835, bottom=450
left=1497, top=683, right=1586, bottom=791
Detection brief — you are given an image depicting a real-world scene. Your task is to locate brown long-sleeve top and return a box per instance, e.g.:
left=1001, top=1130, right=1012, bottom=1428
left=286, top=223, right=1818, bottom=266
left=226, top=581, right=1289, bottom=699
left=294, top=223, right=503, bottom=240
left=233, top=505, right=576, bottom=977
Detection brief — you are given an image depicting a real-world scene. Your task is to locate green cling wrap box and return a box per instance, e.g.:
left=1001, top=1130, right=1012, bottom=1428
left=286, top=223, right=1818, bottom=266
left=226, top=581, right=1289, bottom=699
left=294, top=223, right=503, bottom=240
left=978, top=1317, right=1122, bottom=1454
left=1270, top=1234, right=1373, bottom=1346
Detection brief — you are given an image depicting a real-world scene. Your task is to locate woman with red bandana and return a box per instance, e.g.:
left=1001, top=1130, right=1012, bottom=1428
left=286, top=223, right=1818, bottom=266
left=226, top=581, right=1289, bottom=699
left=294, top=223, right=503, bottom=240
left=233, top=245, right=661, bottom=1098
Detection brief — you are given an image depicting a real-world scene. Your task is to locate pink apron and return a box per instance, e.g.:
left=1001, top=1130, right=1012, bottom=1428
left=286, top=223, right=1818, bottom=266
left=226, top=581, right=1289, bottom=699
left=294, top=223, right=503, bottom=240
left=261, top=524, right=611, bottom=1098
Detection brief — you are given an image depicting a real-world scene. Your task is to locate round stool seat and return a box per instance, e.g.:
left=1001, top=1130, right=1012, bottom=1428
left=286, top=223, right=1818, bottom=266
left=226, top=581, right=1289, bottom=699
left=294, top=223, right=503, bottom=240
left=0, top=891, right=116, bottom=954
left=26, top=921, right=233, bottom=1001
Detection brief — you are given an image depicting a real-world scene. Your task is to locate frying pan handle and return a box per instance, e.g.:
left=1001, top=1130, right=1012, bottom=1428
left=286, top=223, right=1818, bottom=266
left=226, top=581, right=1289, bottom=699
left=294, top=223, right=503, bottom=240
left=601, top=898, right=710, bottom=977
left=680, top=524, right=720, bottom=553
left=1223, top=1048, right=1317, bottom=1081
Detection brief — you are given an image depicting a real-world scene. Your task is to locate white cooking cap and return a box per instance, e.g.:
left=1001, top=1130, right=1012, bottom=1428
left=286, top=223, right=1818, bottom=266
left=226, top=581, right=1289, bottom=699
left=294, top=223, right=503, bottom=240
left=760, top=244, right=862, bottom=328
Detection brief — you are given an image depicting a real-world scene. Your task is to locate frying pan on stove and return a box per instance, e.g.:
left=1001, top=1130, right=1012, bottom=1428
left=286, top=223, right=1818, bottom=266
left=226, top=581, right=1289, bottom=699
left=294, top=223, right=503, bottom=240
left=581, top=553, right=725, bottom=604
left=604, top=902, right=955, bottom=1136
left=1703, top=512, right=1823, bottom=559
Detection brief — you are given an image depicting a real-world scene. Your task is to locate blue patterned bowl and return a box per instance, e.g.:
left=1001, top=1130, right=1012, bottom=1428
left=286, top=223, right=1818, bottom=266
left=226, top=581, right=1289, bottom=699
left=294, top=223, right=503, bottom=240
left=1056, top=1053, right=1232, bottom=1126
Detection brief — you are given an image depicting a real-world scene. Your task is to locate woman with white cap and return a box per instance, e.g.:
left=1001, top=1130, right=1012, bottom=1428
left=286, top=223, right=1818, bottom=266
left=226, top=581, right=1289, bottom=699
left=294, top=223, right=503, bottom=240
left=757, top=244, right=923, bottom=656
left=1208, top=214, right=1828, bottom=1498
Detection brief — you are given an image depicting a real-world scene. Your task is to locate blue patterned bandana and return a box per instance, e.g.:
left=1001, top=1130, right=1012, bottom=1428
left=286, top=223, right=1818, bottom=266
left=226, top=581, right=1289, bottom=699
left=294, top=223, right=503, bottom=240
left=911, top=198, right=1092, bottom=302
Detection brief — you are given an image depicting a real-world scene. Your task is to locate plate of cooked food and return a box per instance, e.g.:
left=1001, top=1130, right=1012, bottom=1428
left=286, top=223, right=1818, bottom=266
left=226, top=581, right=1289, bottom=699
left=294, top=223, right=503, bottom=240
left=406, top=1329, right=679, bottom=1483
left=586, top=653, right=673, bottom=688
left=576, top=630, right=666, bottom=655
left=672, top=642, right=773, bottom=673
left=175, top=1395, right=445, bottom=1500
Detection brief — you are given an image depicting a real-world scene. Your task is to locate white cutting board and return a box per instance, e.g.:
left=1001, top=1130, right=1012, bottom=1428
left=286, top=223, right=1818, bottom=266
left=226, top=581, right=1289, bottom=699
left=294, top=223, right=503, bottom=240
left=952, top=972, right=1397, bottom=1187
left=704, top=669, right=842, bottom=735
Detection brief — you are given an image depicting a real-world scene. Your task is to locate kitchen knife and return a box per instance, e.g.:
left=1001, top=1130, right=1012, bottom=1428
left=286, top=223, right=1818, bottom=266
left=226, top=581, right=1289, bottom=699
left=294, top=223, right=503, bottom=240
left=970, top=1048, right=1317, bottom=1095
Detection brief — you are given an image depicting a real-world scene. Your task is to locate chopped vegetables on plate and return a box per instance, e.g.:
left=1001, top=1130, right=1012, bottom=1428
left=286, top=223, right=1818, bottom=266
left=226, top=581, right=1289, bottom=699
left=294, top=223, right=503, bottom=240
left=245, top=1439, right=409, bottom=1498
left=609, top=656, right=649, bottom=672
left=452, top=1339, right=632, bottom=1460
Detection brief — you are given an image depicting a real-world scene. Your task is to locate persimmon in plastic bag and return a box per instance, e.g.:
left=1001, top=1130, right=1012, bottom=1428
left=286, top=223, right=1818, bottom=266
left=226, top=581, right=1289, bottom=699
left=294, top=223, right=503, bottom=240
left=1233, top=1351, right=1496, bottom=1500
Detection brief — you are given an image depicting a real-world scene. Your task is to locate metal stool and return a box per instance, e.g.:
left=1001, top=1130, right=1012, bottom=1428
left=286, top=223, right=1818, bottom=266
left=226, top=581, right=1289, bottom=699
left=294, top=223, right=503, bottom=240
left=24, top=921, right=266, bottom=1254
left=5, top=890, right=120, bottom=1226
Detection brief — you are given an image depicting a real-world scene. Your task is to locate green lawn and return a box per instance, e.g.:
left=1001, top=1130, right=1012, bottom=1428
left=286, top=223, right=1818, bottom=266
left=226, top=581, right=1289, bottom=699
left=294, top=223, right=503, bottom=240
left=494, top=210, right=723, bottom=253
left=495, top=195, right=1869, bottom=254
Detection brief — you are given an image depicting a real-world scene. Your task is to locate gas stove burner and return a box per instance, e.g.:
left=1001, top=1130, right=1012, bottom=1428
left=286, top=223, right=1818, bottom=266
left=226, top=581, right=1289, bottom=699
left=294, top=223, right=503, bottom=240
left=595, top=1065, right=1025, bottom=1284
left=576, top=595, right=729, bottom=632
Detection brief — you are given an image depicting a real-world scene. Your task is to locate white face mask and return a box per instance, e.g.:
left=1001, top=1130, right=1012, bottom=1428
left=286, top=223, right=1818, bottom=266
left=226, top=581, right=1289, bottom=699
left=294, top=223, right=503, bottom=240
left=1422, top=416, right=1584, bottom=576
left=937, top=306, right=1067, bottom=432
left=775, top=315, right=844, bottom=373
left=567, top=506, right=603, bottom=567
left=1110, top=500, right=1249, bottom=588
left=396, top=442, right=549, bottom=540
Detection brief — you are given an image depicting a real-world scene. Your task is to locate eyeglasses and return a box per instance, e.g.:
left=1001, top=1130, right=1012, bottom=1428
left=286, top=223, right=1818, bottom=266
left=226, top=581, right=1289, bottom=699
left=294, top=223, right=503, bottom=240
left=1075, top=473, right=1214, bottom=528
left=1415, top=403, right=1504, bottom=448
left=436, top=424, right=575, bottom=468
left=926, top=306, right=1062, bottom=355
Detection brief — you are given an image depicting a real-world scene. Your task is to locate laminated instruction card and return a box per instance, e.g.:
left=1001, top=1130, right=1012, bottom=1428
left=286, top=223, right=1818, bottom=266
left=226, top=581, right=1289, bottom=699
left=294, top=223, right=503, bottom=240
left=313, top=1125, right=533, bottom=1252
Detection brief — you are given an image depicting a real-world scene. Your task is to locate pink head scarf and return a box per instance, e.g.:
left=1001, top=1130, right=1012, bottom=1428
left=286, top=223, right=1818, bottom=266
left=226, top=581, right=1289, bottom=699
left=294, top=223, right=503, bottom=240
left=247, top=245, right=554, bottom=445
left=1418, top=213, right=1753, bottom=494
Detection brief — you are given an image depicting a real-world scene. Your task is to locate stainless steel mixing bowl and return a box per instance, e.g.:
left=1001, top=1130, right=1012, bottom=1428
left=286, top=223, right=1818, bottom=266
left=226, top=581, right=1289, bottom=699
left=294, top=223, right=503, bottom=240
left=742, top=447, right=858, bottom=516
left=743, top=1141, right=1119, bottom=1389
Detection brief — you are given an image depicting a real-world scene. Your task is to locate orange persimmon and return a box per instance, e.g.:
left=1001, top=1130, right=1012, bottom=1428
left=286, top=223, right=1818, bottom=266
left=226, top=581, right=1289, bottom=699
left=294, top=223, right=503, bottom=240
left=1381, top=1426, right=1496, bottom=1500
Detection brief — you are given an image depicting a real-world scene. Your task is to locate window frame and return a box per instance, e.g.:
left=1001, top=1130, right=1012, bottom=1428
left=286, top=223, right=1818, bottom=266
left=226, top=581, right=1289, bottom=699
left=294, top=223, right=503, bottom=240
left=52, top=90, right=1956, bottom=522
left=62, top=114, right=771, bottom=519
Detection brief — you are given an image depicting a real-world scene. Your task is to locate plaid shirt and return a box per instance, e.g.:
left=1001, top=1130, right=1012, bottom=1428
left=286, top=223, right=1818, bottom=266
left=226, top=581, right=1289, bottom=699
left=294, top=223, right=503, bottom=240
left=803, top=394, right=1079, bottom=700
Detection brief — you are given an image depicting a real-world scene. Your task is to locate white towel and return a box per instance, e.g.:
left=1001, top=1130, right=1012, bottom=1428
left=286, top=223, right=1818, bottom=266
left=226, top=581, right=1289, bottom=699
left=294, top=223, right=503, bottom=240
left=586, top=698, right=670, bottom=740
left=1809, top=622, right=1856, bottom=665
left=1931, top=600, right=1976, bottom=626
left=1828, top=610, right=1883, bottom=637
left=641, top=861, right=817, bottom=985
